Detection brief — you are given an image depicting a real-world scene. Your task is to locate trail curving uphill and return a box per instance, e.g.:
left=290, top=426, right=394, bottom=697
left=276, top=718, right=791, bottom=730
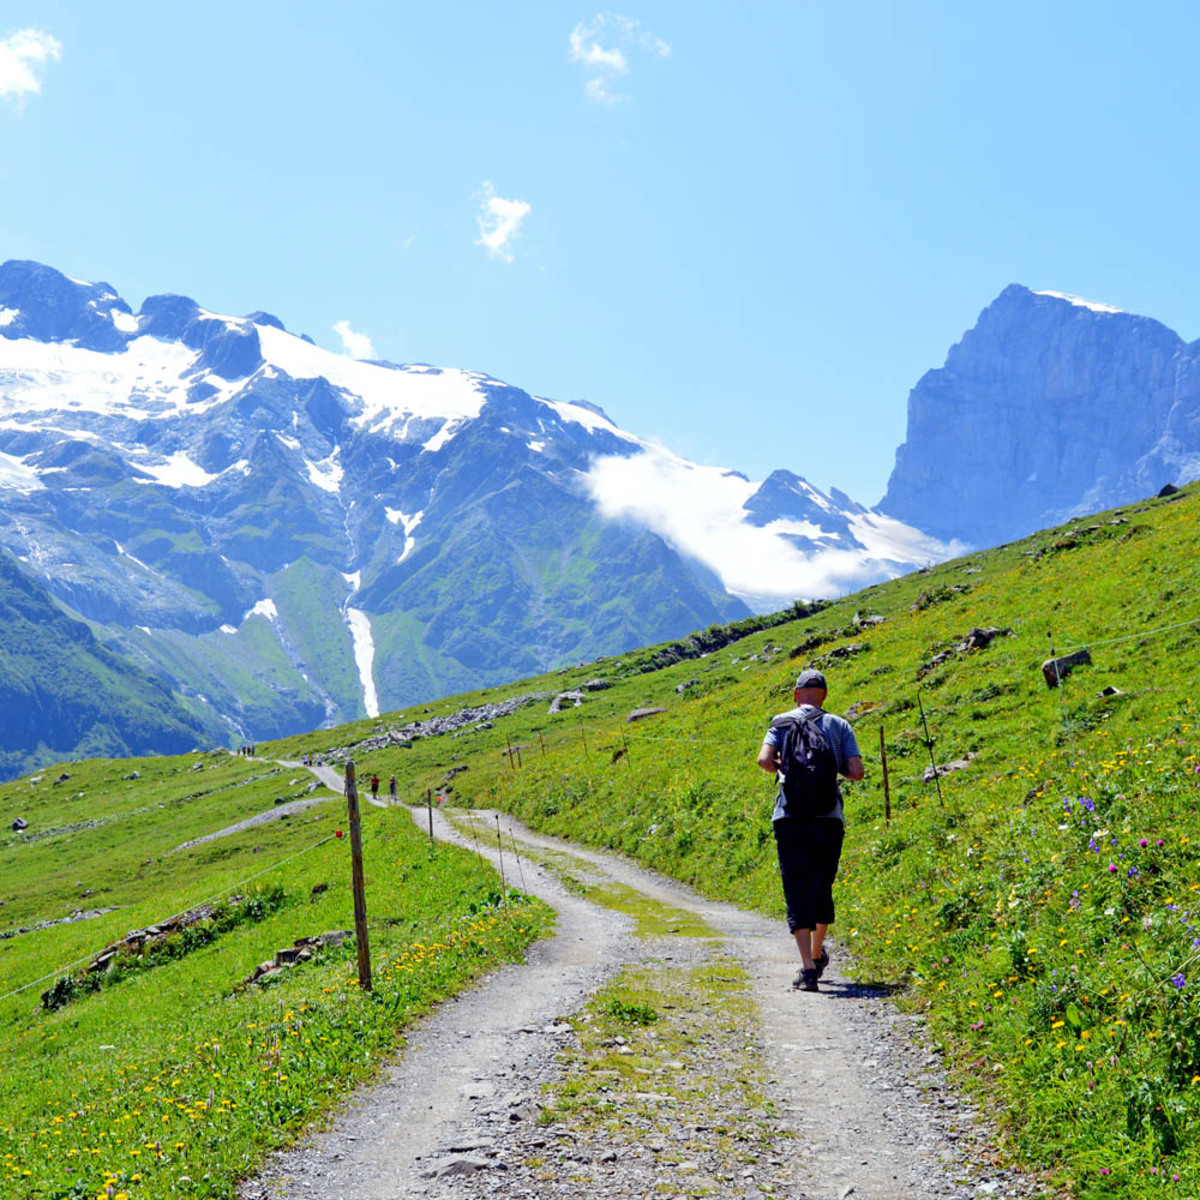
left=241, top=771, right=1042, bottom=1200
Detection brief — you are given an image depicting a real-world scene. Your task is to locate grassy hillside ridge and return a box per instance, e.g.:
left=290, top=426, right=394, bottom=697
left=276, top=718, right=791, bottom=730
left=5, top=483, right=1197, bottom=1198
left=267, top=483, right=1200, bottom=1198
left=0, top=752, right=550, bottom=1199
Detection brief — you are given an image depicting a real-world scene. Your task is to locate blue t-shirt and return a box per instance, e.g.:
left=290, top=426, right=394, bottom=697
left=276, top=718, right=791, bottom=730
left=762, top=705, right=861, bottom=823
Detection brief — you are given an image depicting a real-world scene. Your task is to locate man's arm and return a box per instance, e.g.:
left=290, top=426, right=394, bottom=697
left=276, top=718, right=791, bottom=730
left=757, top=742, right=779, bottom=774
left=842, top=755, right=865, bottom=782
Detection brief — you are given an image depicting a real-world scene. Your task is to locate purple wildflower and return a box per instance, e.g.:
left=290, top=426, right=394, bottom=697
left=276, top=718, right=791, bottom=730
left=1171, top=973, right=1187, bottom=989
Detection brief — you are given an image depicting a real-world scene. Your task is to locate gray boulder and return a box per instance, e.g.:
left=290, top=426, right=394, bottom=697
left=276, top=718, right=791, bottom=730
left=1043, top=648, right=1092, bottom=688
left=627, top=707, right=667, bottom=723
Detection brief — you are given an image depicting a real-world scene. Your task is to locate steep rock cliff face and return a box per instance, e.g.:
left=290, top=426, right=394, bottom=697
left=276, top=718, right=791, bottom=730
left=879, top=285, right=1200, bottom=545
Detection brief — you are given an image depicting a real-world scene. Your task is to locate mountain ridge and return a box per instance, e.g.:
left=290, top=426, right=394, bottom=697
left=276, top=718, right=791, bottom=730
left=0, top=258, right=943, bottom=754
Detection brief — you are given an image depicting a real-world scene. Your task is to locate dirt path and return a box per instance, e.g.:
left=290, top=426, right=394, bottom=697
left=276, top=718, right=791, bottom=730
left=242, top=779, right=1038, bottom=1200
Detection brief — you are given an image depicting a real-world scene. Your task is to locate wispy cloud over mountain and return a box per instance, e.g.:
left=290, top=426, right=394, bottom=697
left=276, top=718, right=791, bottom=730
left=332, top=320, right=376, bottom=360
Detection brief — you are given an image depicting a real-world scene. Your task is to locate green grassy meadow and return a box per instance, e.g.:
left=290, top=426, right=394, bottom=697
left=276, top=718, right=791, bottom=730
left=0, top=754, right=551, bottom=1199
left=286, top=484, right=1200, bottom=1198
left=5, top=482, right=1200, bottom=1198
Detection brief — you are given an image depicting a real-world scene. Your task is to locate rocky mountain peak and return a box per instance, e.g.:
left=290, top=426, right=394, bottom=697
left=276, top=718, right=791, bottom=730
left=878, top=285, right=1199, bottom=546
left=0, top=259, right=134, bottom=353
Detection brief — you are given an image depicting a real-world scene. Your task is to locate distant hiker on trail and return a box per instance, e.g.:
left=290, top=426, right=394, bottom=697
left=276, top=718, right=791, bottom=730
left=370, top=774, right=380, bottom=801
left=389, top=774, right=398, bottom=802
left=757, top=668, right=864, bottom=993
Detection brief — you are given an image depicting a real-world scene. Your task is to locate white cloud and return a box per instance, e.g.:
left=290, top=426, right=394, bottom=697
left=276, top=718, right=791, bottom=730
left=569, top=13, right=669, bottom=104
left=0, top=29, right=61, bottom=103
left=583, top=447, right=955, bottom=608
left=475, top=181, right=531, bottom=264
left=332, top=320, right=376, bottom=360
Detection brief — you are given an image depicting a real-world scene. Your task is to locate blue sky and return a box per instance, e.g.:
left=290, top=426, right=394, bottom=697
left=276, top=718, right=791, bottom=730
left=2, top=2, right=1199, bottom=503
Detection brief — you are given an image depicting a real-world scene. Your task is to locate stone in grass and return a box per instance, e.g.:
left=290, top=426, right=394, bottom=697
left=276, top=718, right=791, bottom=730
left=627, top=707, right=667, bottom=723
left=1041, top=648, right=1091, bottom=688
left=923, top=753, right=976, bottom=784
left=11, top=817, right=27, bottom=832
left=676, top=679, right=700, bottom=694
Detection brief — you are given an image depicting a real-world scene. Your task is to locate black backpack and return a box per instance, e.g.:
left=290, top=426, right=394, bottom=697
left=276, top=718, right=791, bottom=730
left=772, top=710, right=839, bottom=818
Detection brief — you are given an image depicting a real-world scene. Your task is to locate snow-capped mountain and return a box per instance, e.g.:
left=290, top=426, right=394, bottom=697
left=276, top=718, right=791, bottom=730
left=0, top=260, right=943, bottom=741
left=879, top=284, right=1200, bottom=545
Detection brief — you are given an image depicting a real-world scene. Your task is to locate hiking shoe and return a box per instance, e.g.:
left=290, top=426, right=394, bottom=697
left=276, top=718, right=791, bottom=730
left=793, top=967, right=819, bottom=993
left=814, top=949, right=831, bottom=980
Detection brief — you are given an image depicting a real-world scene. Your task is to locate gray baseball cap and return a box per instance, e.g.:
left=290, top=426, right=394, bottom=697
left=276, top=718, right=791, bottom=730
left=794, top=669, right=828, bottom=690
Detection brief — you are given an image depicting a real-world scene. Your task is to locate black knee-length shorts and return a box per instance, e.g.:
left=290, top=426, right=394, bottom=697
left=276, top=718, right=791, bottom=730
left=773, top=816, right=845, bottom=932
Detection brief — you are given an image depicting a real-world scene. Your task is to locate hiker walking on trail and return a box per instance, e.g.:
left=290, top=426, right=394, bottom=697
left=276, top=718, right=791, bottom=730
left=370, top=774, right=380, bottom=802
left=389, top=774, right=398, bottom=802
left=757, top=668, right=864, bottom=993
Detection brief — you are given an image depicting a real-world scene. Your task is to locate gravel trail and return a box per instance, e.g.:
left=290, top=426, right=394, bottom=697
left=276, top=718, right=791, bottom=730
left=242, top=775, right=1043, bottom=1200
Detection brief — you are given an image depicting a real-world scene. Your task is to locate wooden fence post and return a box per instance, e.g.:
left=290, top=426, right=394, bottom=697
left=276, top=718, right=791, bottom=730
left=880, top=724, right=892, bottom=826
left=344, top=760, right=372, bottom=991
left=494, top=814, right=507, bottom=898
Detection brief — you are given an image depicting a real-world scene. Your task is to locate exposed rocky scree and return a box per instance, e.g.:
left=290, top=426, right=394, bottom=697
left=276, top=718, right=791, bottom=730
left=322, top=694, right=551, bottom=762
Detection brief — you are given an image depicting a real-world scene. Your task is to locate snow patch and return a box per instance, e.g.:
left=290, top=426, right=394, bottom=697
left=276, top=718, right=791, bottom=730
left=342, top=570, right=361, bottom=592
left=275, top=433, right=301, bottom=450
left=245, top=598, right=278, bottom=621
left=136, top=451, right=219, bottom=488
left=0, top=450, right=43, bottom=491
left=396, top=509, right=424, bottom=535
left=220, top=624, right=237, bottom=634
left=385, top=509, right=424, bottom=563
left=305, top=449, right=343, bottom=494
left=1034, top=290, right=1124, bottom=315
left=0, top=307, right=17, bottom=327
left=345, top=607, right=380, bottom=718
left=527, top=439, right=546, bottom=453
left=422, top=419, right=463, bottom=453
left=111, top=310, right=140, bottom=333
left=0, top=334, right=234, bottom=423
left=113, top=539, right=154, bottom=572
left=255, top=325, right=487, bottom=438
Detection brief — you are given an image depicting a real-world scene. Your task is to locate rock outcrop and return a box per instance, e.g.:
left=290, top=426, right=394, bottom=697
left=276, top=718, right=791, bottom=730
left=880, top=285, right=1200, bottom=546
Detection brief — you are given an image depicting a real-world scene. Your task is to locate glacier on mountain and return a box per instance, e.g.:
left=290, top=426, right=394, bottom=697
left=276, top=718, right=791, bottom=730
left=0, top=257, right=942, bottom=743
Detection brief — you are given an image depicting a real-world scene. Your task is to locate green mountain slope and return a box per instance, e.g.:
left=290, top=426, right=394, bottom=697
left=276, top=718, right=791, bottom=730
left=0, top=550, right=221, bottom=779
left=274, top=482, right=1200, bottom=1197
left=5, top=483, right=1198, bottom=1196
left=0, top=752, right=547, bottom=1198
